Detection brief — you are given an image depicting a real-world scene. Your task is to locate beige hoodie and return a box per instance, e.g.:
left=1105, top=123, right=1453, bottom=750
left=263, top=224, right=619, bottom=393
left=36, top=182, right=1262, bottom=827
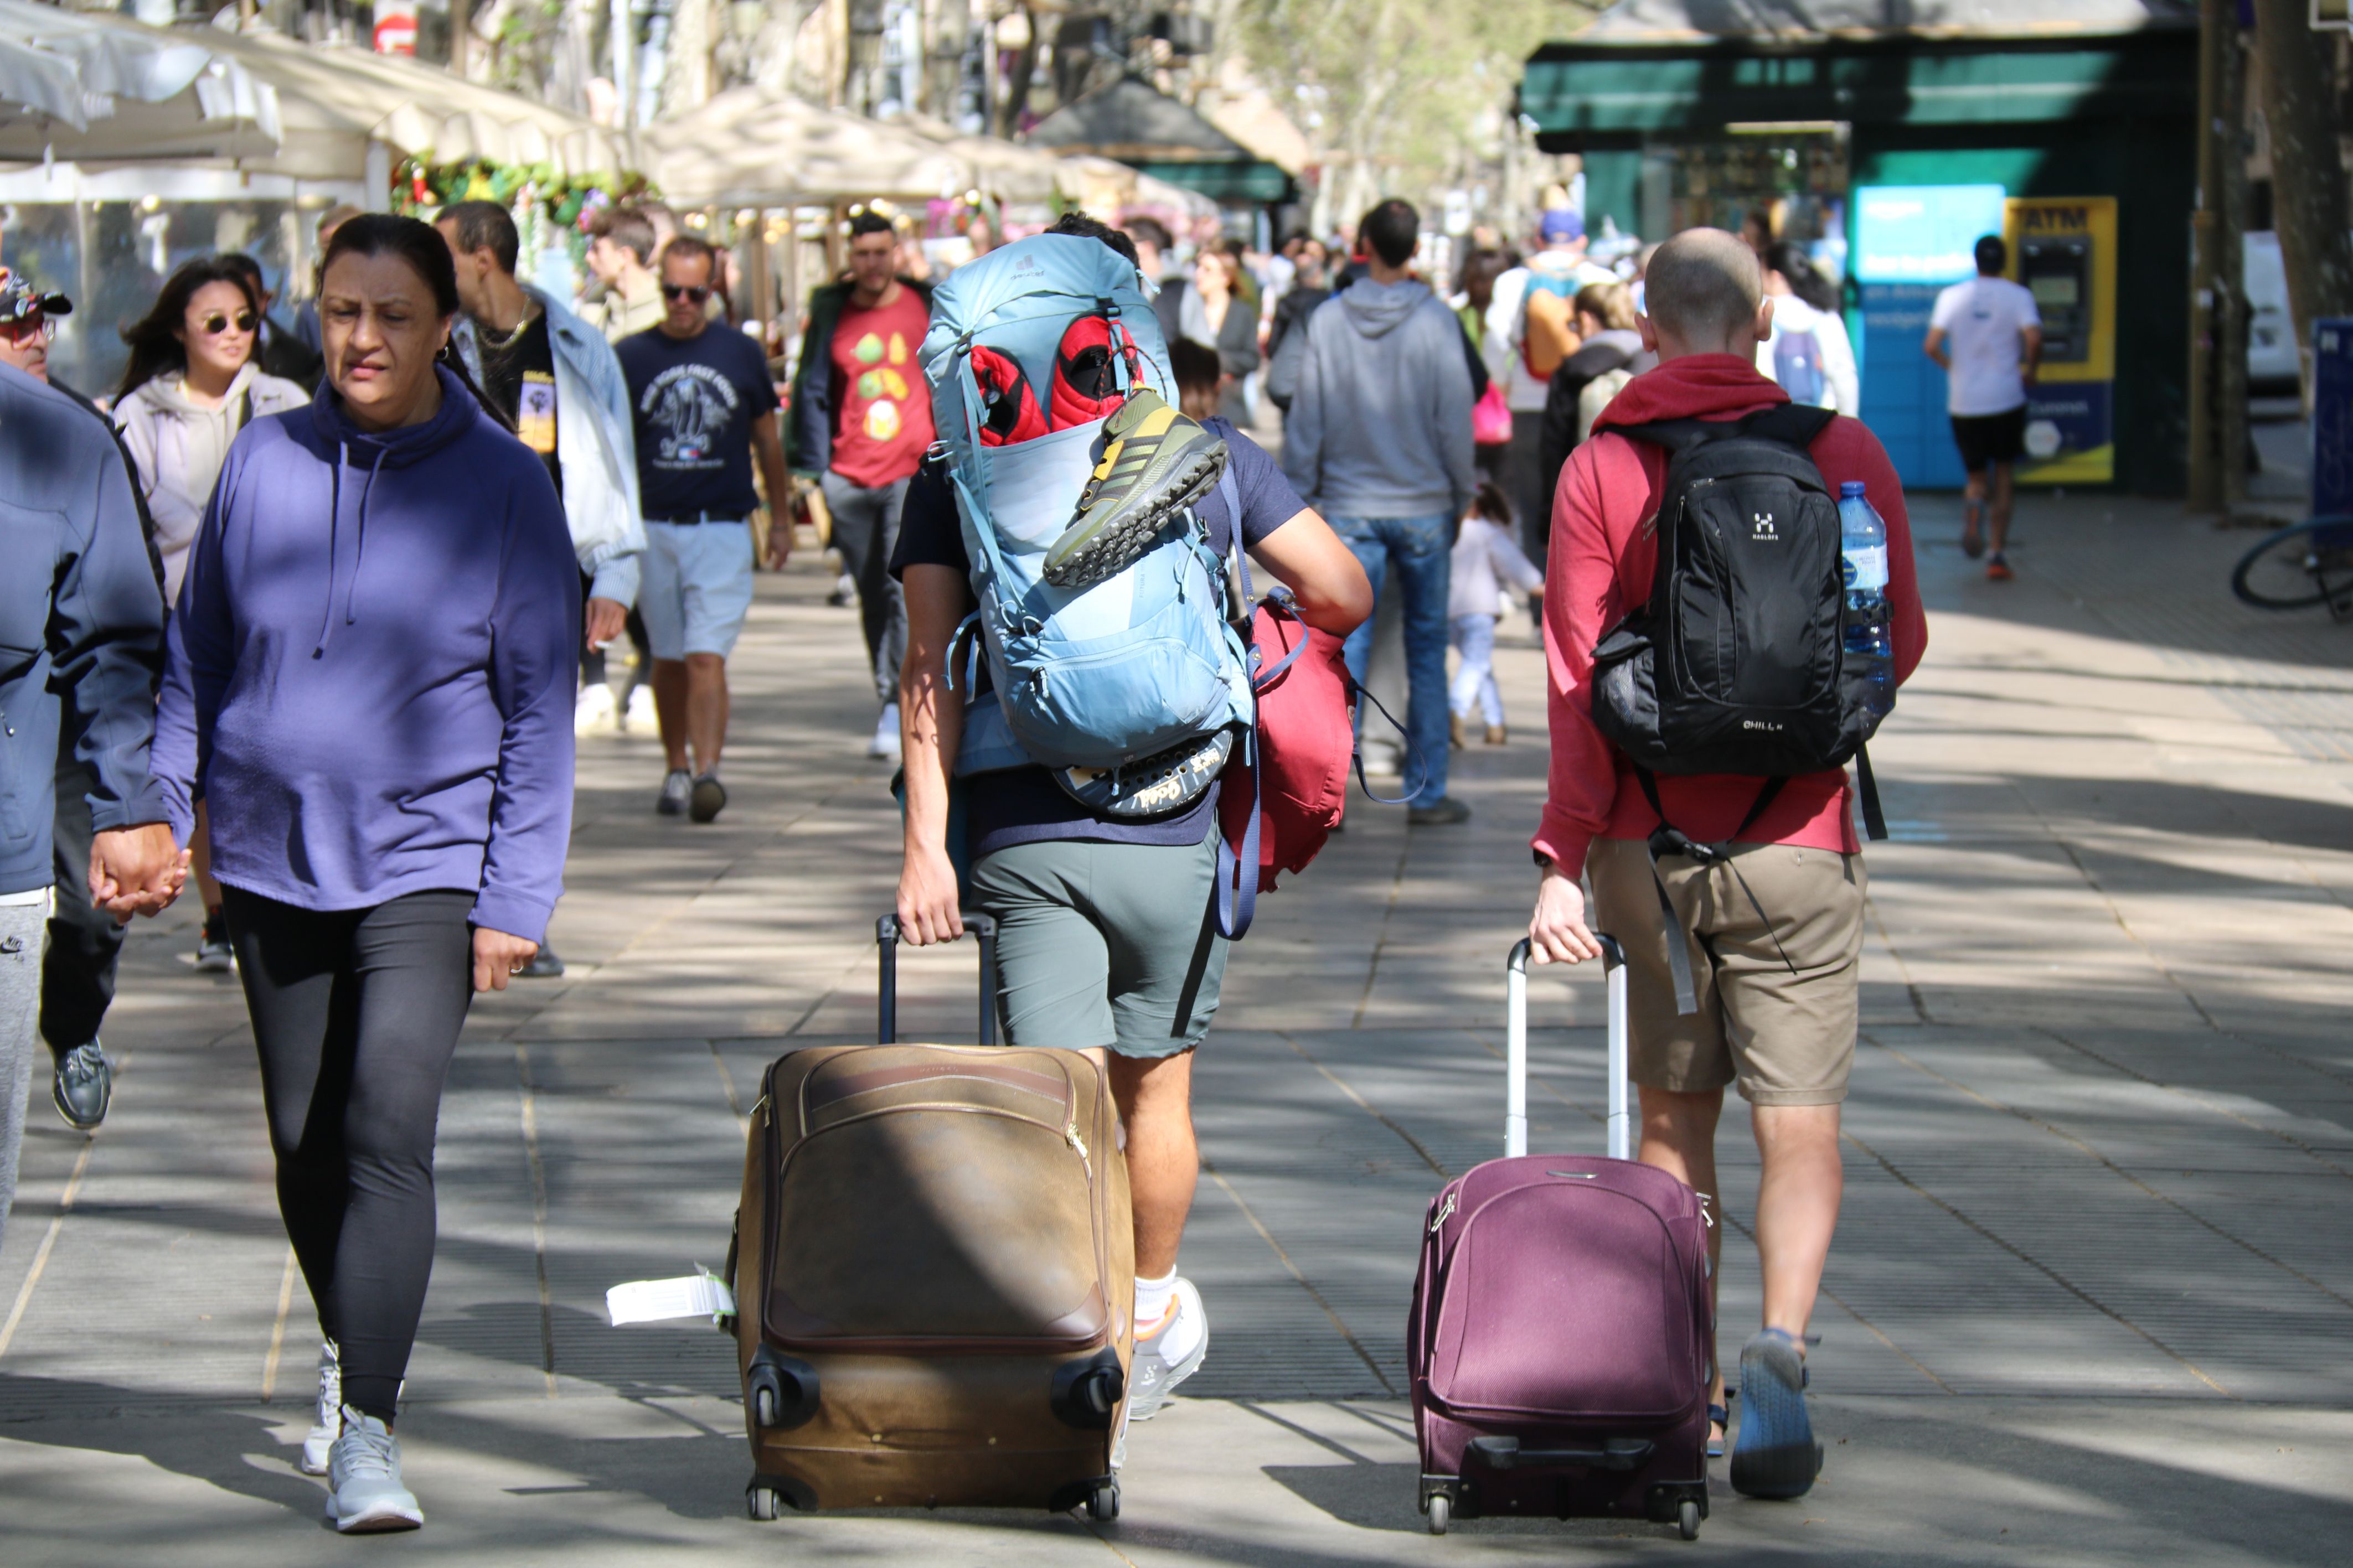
left=115, top=361, right=309, bottom=603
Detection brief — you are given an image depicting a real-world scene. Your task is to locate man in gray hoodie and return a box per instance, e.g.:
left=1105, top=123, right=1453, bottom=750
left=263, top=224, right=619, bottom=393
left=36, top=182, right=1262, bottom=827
left=1281, top=199, right=1477, bottom=824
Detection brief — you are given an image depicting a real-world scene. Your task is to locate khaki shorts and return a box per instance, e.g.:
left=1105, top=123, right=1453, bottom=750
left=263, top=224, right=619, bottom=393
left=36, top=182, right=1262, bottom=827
left=1586, top=837, right=1865, bottom=1107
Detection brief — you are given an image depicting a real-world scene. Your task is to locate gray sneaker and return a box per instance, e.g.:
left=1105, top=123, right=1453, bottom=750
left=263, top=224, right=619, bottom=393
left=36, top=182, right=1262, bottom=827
left=326, top=1404, right=422, bottom=1533
left=657, top=768, right=692, bottom=816
left=300, top=1340, right=340, bottom=1476
left=1126, top=1277, right=1208, bottom=1424
left=51, top=1041, right=111, bottom=1130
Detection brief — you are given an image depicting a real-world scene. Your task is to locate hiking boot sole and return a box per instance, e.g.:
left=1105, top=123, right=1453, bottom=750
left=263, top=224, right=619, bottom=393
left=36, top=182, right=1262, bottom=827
left=1042, top=442, right=1226, bottom=590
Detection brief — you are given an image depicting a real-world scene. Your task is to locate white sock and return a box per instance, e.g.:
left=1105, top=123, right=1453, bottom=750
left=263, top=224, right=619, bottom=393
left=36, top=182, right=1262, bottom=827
left=1134, top=1270, right=1176, bottom=1332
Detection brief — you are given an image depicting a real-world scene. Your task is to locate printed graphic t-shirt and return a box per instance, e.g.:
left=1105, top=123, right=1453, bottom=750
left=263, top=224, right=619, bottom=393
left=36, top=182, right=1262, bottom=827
left=1929, top=276, right=2042, bottom=417
left=828, top=285, right=935, bottom=488
left=616, top=322, right=781, bottom=519
left=477, top=309, right=561, bottom=494
left=889, top=416, right=1308, bottom=857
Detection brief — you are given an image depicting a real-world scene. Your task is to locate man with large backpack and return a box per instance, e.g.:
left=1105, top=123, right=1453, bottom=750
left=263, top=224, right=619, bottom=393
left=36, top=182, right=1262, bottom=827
left=893, top=213, right=1370, bottom=1451
left=1524, top=229, right=1926, bottom=1500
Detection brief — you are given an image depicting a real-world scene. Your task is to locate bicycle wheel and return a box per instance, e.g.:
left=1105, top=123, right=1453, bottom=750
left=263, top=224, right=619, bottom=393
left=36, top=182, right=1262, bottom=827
left=2232, top=519, right=2353, bottom=612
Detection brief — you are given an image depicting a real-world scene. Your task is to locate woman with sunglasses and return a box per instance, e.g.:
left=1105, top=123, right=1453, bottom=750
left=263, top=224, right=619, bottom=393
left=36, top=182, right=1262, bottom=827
left=152, top=214, right=577, bottom=1533
left=115, top=257, right=311, bottom=970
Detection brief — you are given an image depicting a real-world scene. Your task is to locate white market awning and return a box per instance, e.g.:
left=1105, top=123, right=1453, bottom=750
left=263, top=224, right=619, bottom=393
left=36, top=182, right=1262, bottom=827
left=646, top=87, right=973, bottom=207
left=0, top=1, right=280, bottom=162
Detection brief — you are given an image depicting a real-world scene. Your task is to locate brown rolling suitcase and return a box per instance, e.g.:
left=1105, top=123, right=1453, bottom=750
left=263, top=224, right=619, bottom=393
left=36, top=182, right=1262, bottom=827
left=730, top=913, right=1134, bottom=1522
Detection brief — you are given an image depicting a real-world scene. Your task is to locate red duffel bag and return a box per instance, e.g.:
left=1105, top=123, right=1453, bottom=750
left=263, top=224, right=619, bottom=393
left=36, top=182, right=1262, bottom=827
left=1216, top=588, right=1355, bottom=937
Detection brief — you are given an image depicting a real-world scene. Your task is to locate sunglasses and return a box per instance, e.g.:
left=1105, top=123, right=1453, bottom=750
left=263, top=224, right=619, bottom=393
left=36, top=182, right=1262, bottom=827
left=1, top=314, right=54, bottom=344
left=662, top=283, right=711, bottom=303
left=198, top=311, right=258, bottom=336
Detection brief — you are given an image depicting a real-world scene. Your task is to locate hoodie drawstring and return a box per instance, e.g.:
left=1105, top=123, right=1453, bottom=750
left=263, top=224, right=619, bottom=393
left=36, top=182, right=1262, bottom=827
left=314, top=441, right=390, bottom=656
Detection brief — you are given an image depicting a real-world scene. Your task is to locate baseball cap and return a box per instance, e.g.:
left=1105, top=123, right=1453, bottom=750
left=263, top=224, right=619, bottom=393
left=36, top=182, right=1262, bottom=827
left=1538, top=208, right=1586, bottom=246
left=0, top=274, right=72, bottom=324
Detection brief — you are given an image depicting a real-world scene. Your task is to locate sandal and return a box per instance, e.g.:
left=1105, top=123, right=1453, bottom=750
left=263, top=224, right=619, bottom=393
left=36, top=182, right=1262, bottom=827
left=1706, top=1399, right=1729, bottom=1460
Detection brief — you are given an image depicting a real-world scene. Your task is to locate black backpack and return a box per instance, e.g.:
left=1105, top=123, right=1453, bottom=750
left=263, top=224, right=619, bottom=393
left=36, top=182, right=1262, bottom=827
left=1590, top=405, right=1889, bottom=1010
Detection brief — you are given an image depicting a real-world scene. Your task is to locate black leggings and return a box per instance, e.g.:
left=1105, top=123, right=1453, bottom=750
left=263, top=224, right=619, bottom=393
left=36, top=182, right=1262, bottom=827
left=222, top=886, right=474, bottom=1421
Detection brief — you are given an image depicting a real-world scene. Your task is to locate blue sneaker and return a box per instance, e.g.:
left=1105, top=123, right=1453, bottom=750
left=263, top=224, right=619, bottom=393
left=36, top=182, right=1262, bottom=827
left=1730, top=1328, right=1820, bottom=1499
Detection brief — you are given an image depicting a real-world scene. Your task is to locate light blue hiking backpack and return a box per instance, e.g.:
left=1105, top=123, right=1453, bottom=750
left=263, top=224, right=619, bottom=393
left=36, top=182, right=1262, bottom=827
left=920, top=235, right=1252, bottom=805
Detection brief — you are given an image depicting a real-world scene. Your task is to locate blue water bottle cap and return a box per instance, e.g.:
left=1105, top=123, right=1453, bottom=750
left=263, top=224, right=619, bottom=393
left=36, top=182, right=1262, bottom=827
left=1839, top=481, right=1866, bottom=499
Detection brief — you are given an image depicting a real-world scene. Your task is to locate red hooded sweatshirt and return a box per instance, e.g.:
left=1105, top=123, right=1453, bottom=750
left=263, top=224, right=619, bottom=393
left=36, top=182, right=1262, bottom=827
left=1531, top=353, right=1927, bottom=875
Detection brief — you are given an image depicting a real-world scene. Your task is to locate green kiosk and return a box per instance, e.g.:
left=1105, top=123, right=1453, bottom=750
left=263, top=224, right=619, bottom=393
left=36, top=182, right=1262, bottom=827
left=1520, top=0, right=2195, bottom=493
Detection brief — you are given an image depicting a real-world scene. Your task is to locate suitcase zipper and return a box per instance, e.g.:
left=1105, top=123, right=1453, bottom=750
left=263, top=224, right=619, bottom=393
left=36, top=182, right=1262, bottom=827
left=1065, top=1119, right=1090, bottom=1172
left=1428, top=1190, right=1457, bottom=1234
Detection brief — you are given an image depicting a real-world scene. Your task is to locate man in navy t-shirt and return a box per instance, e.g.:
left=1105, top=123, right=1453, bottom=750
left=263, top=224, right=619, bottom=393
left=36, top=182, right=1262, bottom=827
left=890, top=219, right=1372, bottom=1453
left=615, top=236, right=788, bottom=823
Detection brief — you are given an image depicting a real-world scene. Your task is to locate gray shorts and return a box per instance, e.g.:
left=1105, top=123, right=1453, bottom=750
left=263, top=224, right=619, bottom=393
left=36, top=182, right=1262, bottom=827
left=969, top=833, right=1230, bottom=1059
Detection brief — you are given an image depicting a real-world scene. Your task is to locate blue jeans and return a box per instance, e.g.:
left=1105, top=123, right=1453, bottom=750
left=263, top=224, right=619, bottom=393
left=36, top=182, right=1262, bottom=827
left=1331, top=513, right=1454, bottom=807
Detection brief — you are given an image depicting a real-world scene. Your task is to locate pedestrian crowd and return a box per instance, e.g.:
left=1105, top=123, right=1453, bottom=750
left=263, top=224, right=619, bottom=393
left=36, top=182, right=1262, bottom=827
left=0, top=183, right=2014, bottom=1536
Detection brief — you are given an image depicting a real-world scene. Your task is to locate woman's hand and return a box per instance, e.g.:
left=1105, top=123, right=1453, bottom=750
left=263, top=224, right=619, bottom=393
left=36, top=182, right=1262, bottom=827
left=473, top=926, right=539, bottom=992
left=897, top=846, right=964, bottom=948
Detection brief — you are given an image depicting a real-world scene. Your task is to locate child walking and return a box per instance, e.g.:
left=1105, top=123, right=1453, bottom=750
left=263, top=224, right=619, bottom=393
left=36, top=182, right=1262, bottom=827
left=1450, top=482, right=1545, bottom=746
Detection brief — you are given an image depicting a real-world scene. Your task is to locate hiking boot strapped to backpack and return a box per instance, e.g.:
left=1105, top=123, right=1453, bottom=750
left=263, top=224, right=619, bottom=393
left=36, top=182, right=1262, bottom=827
left=1587, top=404, right=1891, bottom=1012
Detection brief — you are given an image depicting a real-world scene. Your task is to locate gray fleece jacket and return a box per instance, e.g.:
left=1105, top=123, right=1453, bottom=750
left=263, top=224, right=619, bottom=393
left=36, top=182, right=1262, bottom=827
left=1279, top=278, right=1475, bottom=522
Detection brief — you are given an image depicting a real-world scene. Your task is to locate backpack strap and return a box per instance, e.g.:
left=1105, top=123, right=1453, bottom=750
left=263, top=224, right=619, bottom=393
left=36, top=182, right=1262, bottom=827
left=1854, top=744, right=1888, bottom=841
left=1613, top=402, right=1836, bottom=455
left=1633, top=767, right=1801, bottom=1015
left=1215, top=464, right=1262, bottom=941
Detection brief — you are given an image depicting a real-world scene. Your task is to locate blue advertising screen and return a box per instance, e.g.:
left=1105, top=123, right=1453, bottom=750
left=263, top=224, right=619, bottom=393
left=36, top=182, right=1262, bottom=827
left=1853, top=185, right=2009, bottom=286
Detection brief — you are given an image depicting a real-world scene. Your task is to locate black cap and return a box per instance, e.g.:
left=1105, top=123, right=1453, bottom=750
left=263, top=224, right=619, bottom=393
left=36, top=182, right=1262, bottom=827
left=0, top=275, right=72, bottom=324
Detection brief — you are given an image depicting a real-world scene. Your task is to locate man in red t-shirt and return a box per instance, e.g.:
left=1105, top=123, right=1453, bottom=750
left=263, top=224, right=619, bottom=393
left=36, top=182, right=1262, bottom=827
left=787, top=210, right=935, bottom=758
left=1525, top=229, right=1926, bottom=1500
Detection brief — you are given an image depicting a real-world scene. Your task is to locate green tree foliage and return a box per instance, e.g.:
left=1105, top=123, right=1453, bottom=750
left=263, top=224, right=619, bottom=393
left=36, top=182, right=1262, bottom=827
left=1231, top=0, right=1593, bottom=218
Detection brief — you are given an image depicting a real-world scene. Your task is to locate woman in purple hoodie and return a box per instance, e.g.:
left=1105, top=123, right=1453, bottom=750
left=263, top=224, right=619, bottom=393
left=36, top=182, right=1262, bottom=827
left=153, top=215, right=577, bottom=1534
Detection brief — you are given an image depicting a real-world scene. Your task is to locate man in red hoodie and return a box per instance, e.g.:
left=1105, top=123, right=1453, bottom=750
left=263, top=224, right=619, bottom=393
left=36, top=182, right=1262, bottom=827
left=1525, top=229, right=1926, bottom=1499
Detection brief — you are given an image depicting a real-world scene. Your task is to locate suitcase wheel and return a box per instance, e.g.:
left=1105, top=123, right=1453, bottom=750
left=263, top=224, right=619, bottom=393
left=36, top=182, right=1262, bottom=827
left=1677, top=1499, right=1700, bottom=1541
left=748, top=1487, right=782, bottom=1522
left=1424, top=1494, right=1451, bottom=1535
left=1085, top=1480, right=1120, bottom=1523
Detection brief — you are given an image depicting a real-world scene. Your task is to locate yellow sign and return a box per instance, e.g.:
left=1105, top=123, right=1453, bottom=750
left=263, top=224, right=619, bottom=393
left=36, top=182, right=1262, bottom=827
left=2003, top=196, right=2117, bottom=485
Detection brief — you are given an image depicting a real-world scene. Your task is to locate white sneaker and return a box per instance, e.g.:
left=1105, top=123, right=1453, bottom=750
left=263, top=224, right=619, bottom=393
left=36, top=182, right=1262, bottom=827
left=574, top=682, right=617, bottom=734
left=325, top=1405, right=422, bottom=1533
left=300, top=1339, right=340, bottom=1475
left=1126, top=1277, right=1208, bottom=1422
left=869, top=703, right=902, bottom=761
left=625, top=685, right=657, bottom=732
left=657, top=768, right=692, bottom=816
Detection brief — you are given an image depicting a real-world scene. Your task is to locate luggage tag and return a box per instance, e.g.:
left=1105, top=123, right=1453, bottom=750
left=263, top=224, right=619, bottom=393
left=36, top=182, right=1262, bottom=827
left=606, top=1266, right=735, bottom=1328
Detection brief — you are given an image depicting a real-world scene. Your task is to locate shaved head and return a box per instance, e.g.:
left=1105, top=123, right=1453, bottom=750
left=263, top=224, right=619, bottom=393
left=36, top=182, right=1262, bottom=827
left=1643, top=228, right=1764, bottom=348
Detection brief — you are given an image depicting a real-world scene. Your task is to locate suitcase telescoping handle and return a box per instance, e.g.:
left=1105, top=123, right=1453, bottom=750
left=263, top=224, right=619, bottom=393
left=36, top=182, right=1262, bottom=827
left=1505, top=934, right=1629, bottom=1161
left=875, top=912, right=999, bottom=1046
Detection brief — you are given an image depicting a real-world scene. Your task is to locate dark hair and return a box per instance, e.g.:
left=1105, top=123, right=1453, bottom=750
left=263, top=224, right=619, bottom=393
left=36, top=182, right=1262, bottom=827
left=1763, top=241, right=1838, bottom=313
left=1048, top=211, right=1140, bottom=268
left=1363, top=199, right=1419, bottom=269
left=319, top=213, right=513, bottom=432
left=1122, top=215, right=1172, bottom=255
left=220, top=251, right=266, bottom=294
left=1168, top=337, right=1220, bottom=400
left=1974, top=234, right=2008, bottom=275
left=1458, top=478, right=1514, bottom=544
left=592, top=205, right=658, bottom=266
left=662, top=233, right=719, bottom=277
left=437, top=199, right=520, bottom=275
left=848, top=210, right=896, bottom=242
left=1458, top=247, right=1505, bottom=293
left=116, top=256, right=262, bottom=399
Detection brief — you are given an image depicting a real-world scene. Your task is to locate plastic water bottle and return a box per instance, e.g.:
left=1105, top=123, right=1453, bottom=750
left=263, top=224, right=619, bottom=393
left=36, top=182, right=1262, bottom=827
left=1836, top=481, right=1894, bottom=722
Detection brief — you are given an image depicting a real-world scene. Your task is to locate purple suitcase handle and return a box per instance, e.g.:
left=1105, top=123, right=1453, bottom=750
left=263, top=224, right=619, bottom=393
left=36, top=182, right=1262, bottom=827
left=1505, top=935, right=1628, bottom=1161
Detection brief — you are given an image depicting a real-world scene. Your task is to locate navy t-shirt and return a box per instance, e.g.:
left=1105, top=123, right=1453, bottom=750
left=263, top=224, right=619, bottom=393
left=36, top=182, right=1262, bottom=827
left=890, top=416, right=1308, bottom=856
left=615, top=322, right=780, bottom=520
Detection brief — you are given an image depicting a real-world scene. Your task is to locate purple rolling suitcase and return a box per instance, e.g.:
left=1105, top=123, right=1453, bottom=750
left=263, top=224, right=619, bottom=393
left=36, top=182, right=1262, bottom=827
left=1407, top=935, right=1714, bottom=1540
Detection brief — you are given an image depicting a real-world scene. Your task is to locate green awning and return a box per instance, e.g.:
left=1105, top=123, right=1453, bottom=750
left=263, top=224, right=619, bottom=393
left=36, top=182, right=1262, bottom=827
left=1127, top=159, right=1294, bottom=204
left=1523, top=33, right=2194, bottom=147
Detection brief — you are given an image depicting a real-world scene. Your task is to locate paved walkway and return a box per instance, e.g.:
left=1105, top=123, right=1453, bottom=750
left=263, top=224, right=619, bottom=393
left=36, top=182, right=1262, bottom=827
left=4, top=493, right=2351, bottom=1564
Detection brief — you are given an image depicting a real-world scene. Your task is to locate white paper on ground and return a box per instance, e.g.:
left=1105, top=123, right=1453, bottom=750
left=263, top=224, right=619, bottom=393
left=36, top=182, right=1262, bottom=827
left=606, top=1272, right=736, bottom=1326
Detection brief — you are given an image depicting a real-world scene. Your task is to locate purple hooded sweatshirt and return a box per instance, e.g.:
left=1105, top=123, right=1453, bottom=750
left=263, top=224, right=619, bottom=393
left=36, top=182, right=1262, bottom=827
left=154, top=365, right=579, bottom=943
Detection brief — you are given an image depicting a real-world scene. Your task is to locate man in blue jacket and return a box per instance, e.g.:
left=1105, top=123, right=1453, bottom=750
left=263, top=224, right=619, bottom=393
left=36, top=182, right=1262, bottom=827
left=0, top=362, right=186, bottom=1249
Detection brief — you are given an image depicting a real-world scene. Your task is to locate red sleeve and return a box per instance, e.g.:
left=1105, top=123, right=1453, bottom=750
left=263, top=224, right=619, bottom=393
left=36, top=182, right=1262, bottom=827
left=1821, top=421, right=1928, bottom=686
left=1531, top=439, right=1632, bottom=874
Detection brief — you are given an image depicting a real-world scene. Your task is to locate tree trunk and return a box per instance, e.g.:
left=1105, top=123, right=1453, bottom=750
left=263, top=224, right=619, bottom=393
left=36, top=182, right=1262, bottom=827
left=2252, top=0, right=2353, bottom=397
left=997, top=6, right=1038, bottom=138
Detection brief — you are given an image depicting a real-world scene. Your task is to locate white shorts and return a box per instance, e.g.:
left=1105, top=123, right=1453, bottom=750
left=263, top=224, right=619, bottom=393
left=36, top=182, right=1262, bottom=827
left=640, top=519, right=754, bottom=661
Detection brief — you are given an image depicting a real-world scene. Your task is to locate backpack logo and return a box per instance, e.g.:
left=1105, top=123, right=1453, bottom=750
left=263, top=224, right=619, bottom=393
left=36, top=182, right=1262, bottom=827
left=1751, top=512, right=1778, bottom=539
left=1742, top=719, right=1785, bottom=732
